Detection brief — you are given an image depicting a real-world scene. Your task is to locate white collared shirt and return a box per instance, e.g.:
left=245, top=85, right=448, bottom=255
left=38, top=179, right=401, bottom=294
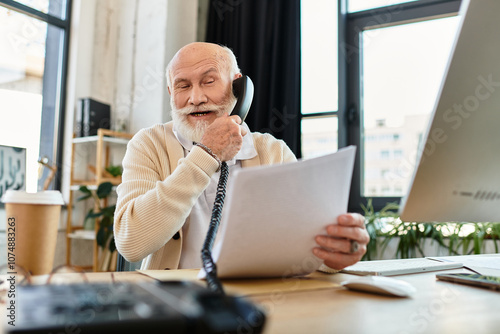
left=173, top=123, right=257, bottom=268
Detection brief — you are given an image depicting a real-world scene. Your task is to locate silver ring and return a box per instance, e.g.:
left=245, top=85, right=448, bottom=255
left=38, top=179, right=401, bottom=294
left=350, top=240, right=359, bottom=254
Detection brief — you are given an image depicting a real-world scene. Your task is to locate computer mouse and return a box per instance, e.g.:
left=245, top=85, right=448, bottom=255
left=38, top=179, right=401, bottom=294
left=340, top=276, right=417, bottom=297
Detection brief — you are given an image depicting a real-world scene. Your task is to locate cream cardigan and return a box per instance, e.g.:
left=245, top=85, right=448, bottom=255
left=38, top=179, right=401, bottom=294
left=114, top=121, right=296, bottom=270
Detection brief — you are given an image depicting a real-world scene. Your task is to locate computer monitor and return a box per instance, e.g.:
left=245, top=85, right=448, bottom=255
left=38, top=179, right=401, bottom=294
left=399, top=0, right=500, bottom=223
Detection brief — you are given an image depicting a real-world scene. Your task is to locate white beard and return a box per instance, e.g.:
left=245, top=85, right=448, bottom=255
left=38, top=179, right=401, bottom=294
left=171, top=113, right=209, bottom=143
left=170, top=94, right=237, bottom=143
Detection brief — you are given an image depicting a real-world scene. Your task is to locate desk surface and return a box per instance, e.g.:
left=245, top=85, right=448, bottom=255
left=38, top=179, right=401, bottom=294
left=3, top=256, right=500, bottom=334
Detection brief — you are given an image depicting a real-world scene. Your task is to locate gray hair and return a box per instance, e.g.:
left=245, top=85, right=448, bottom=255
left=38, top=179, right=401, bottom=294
left=165, top=44, right=241, bottom=89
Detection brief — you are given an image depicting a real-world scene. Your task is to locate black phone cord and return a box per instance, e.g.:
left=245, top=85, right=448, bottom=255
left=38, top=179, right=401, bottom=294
left=201, top=161, right=229, bottom=294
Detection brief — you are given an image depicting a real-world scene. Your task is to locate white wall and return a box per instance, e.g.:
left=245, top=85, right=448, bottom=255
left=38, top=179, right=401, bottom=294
left=62, top=0, right=199, bottom=200
left=70, top=0, right=198, bottom=133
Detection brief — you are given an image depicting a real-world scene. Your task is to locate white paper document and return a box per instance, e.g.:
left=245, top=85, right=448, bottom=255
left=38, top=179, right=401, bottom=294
left=199, top=146, right=356, bottom=279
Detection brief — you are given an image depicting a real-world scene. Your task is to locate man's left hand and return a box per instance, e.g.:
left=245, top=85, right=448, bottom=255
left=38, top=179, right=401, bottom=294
left=313, top=213, right=370, bottom=270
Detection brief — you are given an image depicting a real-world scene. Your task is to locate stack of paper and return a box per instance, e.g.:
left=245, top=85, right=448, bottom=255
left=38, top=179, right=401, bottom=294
left=199, top=146, right=356, bottom=279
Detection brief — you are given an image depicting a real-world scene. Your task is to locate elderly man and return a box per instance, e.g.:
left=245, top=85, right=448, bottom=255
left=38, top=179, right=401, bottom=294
left=114, top=42, right=369, bottom=272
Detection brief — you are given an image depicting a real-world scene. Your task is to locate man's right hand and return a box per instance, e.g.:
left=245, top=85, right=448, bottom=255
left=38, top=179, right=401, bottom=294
left=200, top=115, right=247, bottom=162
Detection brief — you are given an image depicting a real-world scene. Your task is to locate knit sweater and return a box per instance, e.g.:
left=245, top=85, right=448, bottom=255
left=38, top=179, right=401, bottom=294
left=114, top=121, right=296, bottom=270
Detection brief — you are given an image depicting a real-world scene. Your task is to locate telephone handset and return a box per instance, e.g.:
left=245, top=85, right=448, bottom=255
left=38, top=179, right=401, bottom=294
left=201, top=76, right=251, bottom=291
left=230, top=75, right=254, bottom=123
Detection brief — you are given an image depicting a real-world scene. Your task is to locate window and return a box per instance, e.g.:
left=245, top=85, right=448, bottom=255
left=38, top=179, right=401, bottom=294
left=0, top=0, right=71, bottom=193
left=348, top=0, right=417, bottom=13
left=361, top=16, right=460, bottom=197
left=300, top=0, right=338, bottom=158
left=299, top=0, right=464, bottom=211
left=301, top=117, right=338, bottom=158
left=344, top=0, right=462, bottom=211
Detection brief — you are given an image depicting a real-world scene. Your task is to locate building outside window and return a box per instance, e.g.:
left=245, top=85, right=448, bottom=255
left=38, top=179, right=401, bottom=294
left=301, top=0, right=462, bottom=211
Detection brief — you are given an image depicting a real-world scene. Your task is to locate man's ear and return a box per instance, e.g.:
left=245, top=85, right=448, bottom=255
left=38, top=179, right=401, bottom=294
left=233, top=73, right=242, bottom=80
left=167, top=86, right=171, bottom=95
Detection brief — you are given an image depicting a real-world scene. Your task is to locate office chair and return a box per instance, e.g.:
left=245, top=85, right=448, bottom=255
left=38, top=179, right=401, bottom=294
left=116, top=252, right=142, bottom=271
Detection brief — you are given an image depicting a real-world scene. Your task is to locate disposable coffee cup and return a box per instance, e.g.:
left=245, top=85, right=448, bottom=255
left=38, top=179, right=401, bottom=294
left=2, top=190, right=64, bottom=275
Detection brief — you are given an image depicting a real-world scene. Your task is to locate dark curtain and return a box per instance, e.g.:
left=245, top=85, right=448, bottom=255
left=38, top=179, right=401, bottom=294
left=206, top=0, right=302, bottom=157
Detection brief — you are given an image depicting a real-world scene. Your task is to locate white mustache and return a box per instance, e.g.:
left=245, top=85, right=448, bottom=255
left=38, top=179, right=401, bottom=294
left=171, top=91, right=237, bottom=117
left=174, top=103, right=226, bottom=117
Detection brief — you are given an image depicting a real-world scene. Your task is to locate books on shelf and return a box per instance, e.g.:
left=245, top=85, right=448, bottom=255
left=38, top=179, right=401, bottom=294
left=75, top=98, right=111, bottom=137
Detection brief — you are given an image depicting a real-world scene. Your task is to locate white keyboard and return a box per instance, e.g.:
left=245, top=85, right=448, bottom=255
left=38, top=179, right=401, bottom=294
left=339, top=258, right=463, bottom=276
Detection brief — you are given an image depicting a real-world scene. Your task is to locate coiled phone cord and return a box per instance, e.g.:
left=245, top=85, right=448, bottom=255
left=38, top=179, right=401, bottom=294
left=201, top=161, right=229, bottom=294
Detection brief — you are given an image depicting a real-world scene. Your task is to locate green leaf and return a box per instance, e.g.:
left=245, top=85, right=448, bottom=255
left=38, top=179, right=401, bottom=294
left=87, top=210, right=104, bottom=218
left=100, top=205, right=116, bottom=218
left=77, top=186, right=92, bottom=201
left=96, top=226, right=106, bottom=248
left=97, top=182, right=113, bottom=199
left=109, top=237, right=116, bottom=252
left=77, top=194, right=92, bottom=202
left=79, top=185, right=91, bottom=194
left=100, top=215, right=113, bottom=228
left=105, top=165, right=123, bottom=177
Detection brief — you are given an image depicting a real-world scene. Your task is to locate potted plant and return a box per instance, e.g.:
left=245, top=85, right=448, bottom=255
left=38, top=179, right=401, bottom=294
left=78, top=182, right=116, bottom=254
left=362, top=199, right=500, bottom=260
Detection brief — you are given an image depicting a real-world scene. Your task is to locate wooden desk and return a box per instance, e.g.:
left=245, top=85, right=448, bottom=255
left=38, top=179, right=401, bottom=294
left=255, top=269, right=500, bottom=334
left=2, top=258, right=500, bottom=334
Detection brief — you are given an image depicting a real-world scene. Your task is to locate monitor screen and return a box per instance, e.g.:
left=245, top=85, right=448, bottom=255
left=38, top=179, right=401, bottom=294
left=400, top=0, right=500, bottom=223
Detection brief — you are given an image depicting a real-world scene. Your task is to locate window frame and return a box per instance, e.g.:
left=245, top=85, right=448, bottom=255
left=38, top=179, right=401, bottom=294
left=300, top=0, right=342, bottom=159
left=0, top=0, right=72, bottom=190
left=340, top=0, right=462, bottom=212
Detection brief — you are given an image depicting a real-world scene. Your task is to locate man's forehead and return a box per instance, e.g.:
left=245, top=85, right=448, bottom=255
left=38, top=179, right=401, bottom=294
left=171, top=44, right=226, bottom=78
left=171, top=57, right=222, bottom=80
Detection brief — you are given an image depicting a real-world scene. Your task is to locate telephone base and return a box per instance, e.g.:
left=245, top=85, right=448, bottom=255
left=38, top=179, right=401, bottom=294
left=10, top=280, right=266, bottom=334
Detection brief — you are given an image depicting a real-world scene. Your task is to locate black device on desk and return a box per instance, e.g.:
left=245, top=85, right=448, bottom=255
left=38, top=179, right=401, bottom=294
left=11, top=280, right=265, bottom=334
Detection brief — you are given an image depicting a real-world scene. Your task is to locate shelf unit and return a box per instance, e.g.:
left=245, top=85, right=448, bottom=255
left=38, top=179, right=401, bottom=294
left=66, top=129, right=133, bottom=272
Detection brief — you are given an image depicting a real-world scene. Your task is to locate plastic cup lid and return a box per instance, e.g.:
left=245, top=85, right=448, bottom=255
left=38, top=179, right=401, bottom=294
left=1, top=190, right=65, bottom=205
